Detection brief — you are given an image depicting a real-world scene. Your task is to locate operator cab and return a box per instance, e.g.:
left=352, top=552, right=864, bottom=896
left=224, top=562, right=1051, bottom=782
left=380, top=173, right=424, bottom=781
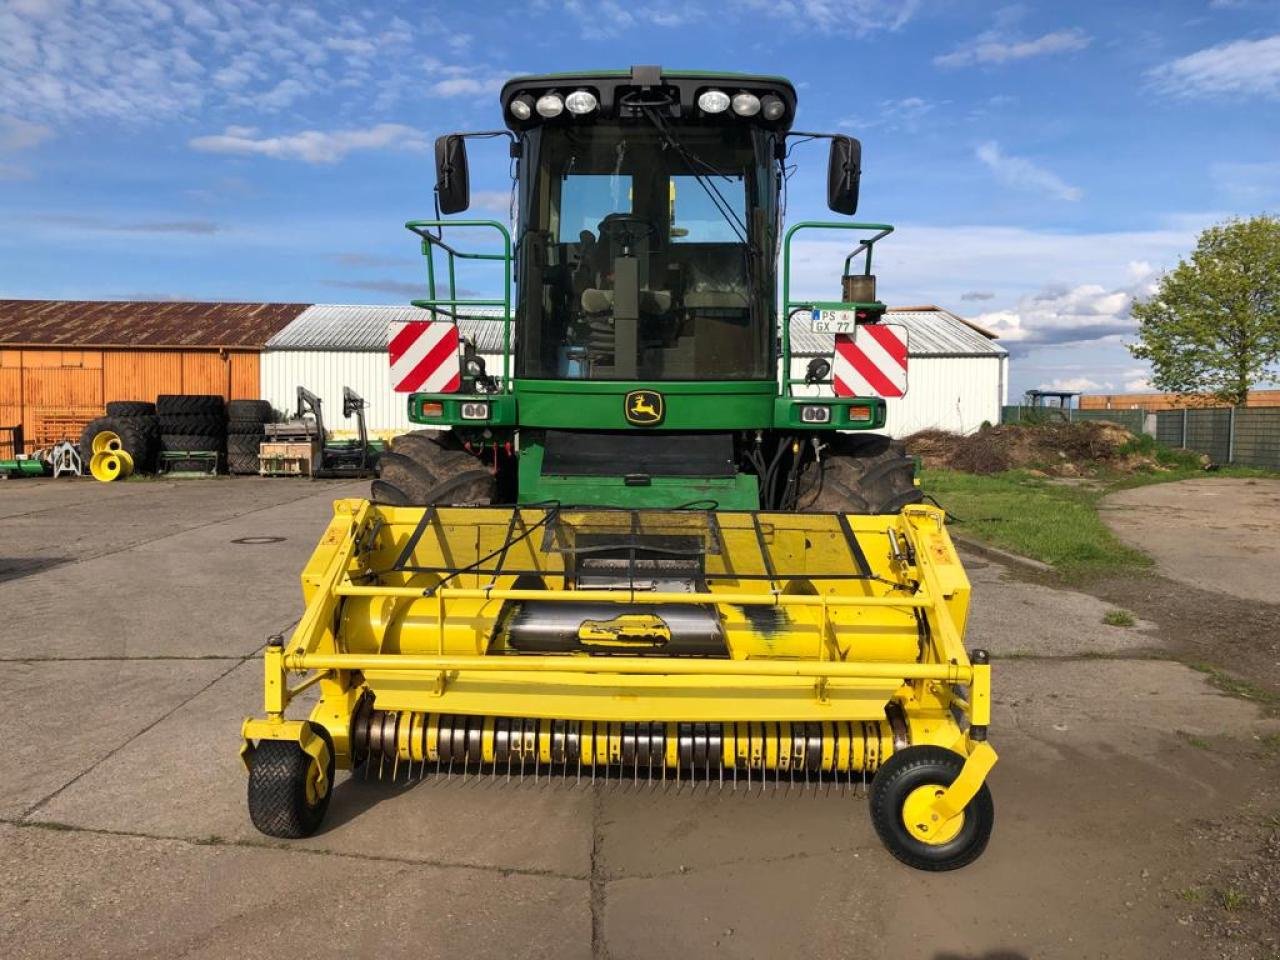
left=435, top=67, right=861, bottom=386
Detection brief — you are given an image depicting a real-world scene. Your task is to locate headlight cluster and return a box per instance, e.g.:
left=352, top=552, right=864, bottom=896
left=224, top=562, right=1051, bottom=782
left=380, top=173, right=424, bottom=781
left=510, top=89, right=598, bottom=120
left=697, top=89, right=786, bottom=121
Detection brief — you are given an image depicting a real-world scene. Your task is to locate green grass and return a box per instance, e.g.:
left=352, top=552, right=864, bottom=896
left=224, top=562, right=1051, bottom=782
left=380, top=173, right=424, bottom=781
left=922, top=463, right=1277, bottom=578
left=1103, top=609, right=1136, bottom=627
left=921, top=468, right=1150, bottom=578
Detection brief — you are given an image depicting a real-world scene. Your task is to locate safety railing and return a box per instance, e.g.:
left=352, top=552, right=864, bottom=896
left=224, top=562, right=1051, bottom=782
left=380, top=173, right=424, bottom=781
left=405, top=219, right=514, bottom=388
left=779, top=221, right=894, bottom=397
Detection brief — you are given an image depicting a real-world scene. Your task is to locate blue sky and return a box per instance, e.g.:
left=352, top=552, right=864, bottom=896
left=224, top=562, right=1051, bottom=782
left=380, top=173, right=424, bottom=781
left=2, top=0, right=1278, bottom=396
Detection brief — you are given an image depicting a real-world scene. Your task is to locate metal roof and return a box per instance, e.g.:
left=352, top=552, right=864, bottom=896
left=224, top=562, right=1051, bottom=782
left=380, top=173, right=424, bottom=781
left=790, top=306, right=1006, bottom=358
left=266, top=304, right=508, bottom=353
left=0, top=299, right=307, bottom=349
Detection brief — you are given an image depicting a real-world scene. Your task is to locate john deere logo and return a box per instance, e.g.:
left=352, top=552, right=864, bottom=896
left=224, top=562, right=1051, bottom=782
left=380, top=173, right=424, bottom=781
left=624, top=389, right=664, bottom=426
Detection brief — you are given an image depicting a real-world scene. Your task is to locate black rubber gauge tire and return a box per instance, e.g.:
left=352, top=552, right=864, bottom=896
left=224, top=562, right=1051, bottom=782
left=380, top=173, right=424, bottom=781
left=105, top=401, right=156, bottom=417
left=869, top=745, right=994, bottom=871
left=247, top=724, right=335, bottom=839
left=378, top=432, right=495, bottom=506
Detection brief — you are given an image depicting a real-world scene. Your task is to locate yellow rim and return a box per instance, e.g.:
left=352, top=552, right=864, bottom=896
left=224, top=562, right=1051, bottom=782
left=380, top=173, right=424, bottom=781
left=304, top=754, right=327, bottom=806
left=91, top=430, right=121, bottom=454
left=89, top=449, right=133, bottom=482
left=902, top=783, right=965, bottom=845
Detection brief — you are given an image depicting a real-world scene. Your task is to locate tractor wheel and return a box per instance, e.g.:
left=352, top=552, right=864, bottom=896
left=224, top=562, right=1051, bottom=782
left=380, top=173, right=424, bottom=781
left=247, top=725, right=335, bottom=839
left=80, top=417, right=153, bottom=473
left=156, top=394, right=225, bottom=416
left=797, top=434, right=922, bottom=514
left=378, top=433, right=494, bottom=506
left=869, top=745, right=994, bottom=871
left=226, top=399, right=274, bottom=422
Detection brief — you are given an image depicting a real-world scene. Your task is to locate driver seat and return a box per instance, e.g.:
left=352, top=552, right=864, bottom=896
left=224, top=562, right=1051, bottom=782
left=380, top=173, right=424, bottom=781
left=580, top=213, right=671, bottom=316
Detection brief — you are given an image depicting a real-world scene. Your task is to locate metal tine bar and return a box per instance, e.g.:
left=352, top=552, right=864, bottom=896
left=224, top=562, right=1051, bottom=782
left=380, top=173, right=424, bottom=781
left=485, top=509, right=525, bottom=589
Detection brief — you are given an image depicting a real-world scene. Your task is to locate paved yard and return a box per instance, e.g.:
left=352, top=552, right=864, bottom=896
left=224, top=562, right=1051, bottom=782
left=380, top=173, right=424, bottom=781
left=1, top=477, right=1276, bottom=959
left=1101, top=477, right=1280, bottom=604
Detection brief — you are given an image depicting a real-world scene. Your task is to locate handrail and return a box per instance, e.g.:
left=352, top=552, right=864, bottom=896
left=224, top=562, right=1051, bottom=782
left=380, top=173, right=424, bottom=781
left=780, top=221, right=894, bottom=398
left=404, top=219, right=514, bottom=388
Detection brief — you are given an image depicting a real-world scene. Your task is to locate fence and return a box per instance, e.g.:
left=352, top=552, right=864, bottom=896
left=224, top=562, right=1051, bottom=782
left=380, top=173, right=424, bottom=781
left=1155, top=407, right=1280, bottom=469
left=1000, top=406, right=1147, bottom=435
left=0, top=424, right=23, bottom=460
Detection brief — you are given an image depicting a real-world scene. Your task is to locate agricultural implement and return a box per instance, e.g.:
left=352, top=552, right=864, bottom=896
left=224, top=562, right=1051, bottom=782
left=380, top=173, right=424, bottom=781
left=242, top=67, right=997, bottom=870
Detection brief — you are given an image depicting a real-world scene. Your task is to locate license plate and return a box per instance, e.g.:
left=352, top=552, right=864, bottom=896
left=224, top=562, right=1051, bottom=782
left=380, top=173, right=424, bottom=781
left=810, top=308, right=858, bottom=334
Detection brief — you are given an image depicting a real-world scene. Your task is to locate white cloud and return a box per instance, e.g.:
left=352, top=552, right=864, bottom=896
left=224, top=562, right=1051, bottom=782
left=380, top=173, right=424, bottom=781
left=0, top=161, right=33, bottom=180
left=1211, top=159, right=1280, bottom=202
left=428, top=76, right=505, bottom=98
left=1040, top=376, right=1107, bottom=392
left=0, top=1, right=498, bottom=126
left=189, top=124, right=428, bottom=164
left=1149, top=35, right=1280, bottom=99
left=470, top=189, right=514, bottom=215
left=975, top=141, right=1083, bottom=202
left=0, top=114, right=52, bottom=151
left=840, top=96, right=945, bottom=133
left=744, top=0, right=920, bottom=34
left=936, top=27, right=1090, bottom=68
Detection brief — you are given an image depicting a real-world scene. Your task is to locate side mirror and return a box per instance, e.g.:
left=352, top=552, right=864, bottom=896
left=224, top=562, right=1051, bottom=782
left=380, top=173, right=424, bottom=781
left=827, top=136, right=861, bottom=215
left=435, top=134, right=470, bottom=214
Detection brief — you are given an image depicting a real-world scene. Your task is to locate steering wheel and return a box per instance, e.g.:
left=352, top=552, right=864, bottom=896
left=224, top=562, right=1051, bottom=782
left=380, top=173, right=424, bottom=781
left=598, top=215, right=657, bottom=248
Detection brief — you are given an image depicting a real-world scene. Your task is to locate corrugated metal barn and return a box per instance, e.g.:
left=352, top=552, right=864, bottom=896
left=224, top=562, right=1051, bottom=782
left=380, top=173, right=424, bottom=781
left=789, top=306, right=1008, bottom=437
left=262, top=305, right=505, bottom=436
left=0, top=300, right=306, bottom=447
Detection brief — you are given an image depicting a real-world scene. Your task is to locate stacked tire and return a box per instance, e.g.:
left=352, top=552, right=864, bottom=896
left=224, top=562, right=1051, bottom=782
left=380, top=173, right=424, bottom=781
left=226, top=400, right=274, bottom=475
left=79, top=403, right=158, bottom=475
left=157, top=395, right=227, bottom=468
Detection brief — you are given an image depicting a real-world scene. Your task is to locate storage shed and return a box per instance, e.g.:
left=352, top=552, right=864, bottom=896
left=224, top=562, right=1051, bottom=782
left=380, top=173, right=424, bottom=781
left=0, top=300, right=306, bottom=447
left=789, top=306, right=1007, bottom=437
left=261, top=305, right=505, bottom=436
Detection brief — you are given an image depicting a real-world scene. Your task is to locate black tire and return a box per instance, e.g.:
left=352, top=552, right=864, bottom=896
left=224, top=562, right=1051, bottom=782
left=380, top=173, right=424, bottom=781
left=160, top=433, right=223, bottom=453
left=798, top=434, right=923, bottom=514
left=105, top=400, right=156, bottom=417
left=371, top=479, right=413, bottom=505
left=228, top=418, right=267, bottom=436
left=158, top=413, right=227, bottom=437
left=228, top=451, right=261, bottom=475
left=227, top=434, right=262, bottom=455
left=869, top=746, right=994, bottom=871
left=246, top=725, right=334, bottom=839
left=227, top=399, right=274, bottom=422
left=375, top=452, right=438, bottom=504
left=382, top=432, right=495, bottom=505
left=156, top=394, right=225, bottom=416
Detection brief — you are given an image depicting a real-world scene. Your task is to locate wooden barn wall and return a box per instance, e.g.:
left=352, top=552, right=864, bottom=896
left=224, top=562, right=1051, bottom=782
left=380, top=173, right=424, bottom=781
left=0, top=347, right=261, bottom=447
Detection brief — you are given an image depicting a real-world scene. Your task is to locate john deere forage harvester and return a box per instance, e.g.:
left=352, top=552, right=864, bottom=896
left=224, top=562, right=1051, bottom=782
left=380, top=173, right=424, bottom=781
left=242, top=67, right=996, bottom=870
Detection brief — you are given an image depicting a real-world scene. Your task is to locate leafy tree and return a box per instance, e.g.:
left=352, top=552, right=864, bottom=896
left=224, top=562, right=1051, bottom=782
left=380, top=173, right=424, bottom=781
left=1130, top=215, right=1280, bottom=406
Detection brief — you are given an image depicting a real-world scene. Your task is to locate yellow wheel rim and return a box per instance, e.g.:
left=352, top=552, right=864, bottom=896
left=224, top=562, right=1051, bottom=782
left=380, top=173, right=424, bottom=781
left=902, top=784, right=965, bottom=845
left=89, top=449, right=134, bottom=482
left=304, top=754, right=328, bottom=806
left=91, top=430, right=121, bottom=454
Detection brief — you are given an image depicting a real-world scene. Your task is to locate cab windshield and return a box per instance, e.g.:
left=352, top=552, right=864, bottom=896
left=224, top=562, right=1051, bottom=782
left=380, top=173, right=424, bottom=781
left=516, top=123, right=776, bottom=381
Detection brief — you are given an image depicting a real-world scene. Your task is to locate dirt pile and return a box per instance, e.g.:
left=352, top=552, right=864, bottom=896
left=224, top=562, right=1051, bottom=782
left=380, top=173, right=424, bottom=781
left=904, top=421, right=1199, bottom=476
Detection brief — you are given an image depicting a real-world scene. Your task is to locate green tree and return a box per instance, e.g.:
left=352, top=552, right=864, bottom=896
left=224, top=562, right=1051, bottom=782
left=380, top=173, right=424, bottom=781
left=1130, top=215, right=1280, bottom=406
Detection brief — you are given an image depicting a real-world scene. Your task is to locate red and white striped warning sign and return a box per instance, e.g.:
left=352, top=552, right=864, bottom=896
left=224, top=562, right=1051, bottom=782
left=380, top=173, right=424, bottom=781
left=389, top=321, right=461, bottom=393
left=832, top=324, right=909, bottom=398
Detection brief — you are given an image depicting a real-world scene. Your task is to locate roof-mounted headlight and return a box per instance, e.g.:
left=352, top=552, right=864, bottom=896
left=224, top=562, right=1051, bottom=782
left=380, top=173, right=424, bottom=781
left=696, top=89, right=730, bottom=114
left=565, top=89, right=598, bottom=115
left=535, top=92, right=564, bottom=118
left=731, top=92, right=761, bottom=117
left=508, top=94, right=534, bottom=120
left=760, top=94, right=785, bottom=121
